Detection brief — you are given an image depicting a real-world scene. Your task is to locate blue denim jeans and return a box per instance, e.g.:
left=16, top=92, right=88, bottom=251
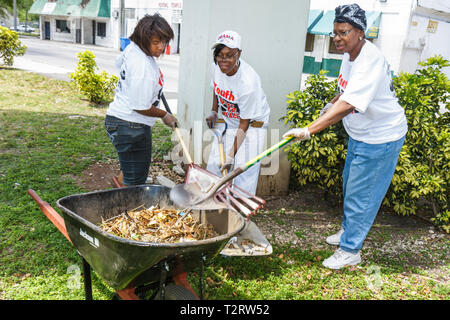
left=340, top=135, right=405, bottom=254
left=105, top=115, right=152, bottom=186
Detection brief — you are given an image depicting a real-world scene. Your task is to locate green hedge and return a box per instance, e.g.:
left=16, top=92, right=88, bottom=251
left=283, top=55, right=449, bottom=232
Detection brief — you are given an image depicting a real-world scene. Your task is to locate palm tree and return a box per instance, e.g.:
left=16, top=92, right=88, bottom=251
left=1, top=0, right=36, bottom=23
left=0, top=0, right=12, bottom=19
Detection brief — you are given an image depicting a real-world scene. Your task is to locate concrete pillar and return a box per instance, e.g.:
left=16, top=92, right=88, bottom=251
left=176, top=0, right=310, bottom=196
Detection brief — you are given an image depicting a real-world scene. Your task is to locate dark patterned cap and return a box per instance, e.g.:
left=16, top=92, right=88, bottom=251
left=334, top=3, right=367, bottom=32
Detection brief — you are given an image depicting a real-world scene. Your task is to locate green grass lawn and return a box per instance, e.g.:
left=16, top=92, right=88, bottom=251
left=0, top=68, right=448, bottom=300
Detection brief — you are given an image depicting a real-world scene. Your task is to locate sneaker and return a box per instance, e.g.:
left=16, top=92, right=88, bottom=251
left=326, top=228, right=344, bottom=246
left=322, top=248, right=361, bottom=270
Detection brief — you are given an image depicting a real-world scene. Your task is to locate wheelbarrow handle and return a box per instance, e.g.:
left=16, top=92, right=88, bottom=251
left=27, top=189, right=72, bottom=244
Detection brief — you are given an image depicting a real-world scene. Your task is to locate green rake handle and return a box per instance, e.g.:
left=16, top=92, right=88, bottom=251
left=184, top=135, right=296, bottom=206
left=242, top=136, right=295, bottom=170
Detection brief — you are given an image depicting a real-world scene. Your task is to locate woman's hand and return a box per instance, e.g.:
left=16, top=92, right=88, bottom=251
left=220, top=154, right=234, bottom=172
left=162, top=112, right=178, bottom=129
left=282, top=127, right=311, bottom=141
left=205, top=110, right=218, bottom=129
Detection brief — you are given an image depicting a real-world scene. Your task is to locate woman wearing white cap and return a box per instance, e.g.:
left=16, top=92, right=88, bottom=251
left=205, top=30, right=270, bottom=195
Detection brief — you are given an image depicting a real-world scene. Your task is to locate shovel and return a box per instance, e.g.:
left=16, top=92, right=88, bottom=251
left=160, top=93, right=193, bottom=165
left=170, top=136, right=295, bottom=209
left=160, top=94, right=228, bottom=210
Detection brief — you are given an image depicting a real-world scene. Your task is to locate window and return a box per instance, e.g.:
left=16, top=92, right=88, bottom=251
left=56, top=20, right=70, bottom=33
left=305, top=33, right=314, bottom=52
left=124, top=8, right=136, bottom=20
left=97, top=22, right=106, bottom=37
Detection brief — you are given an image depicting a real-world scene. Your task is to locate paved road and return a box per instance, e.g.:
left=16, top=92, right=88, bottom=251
left=13, top=36, right=180, bottom=100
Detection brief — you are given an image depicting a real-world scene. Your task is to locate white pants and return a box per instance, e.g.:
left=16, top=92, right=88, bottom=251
left=206, top=124, right=266, bottom=195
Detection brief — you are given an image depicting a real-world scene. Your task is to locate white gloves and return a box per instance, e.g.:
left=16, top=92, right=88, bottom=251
left=220, top=154, right=234, bottom=172
left=282, top=127, right=311, bottom=141
left=320, top=103, right=333, bottom=117
left=162, top=112, right=178, bottom=129
left=205, top=110, right=218, bottom=129
left=282, top=102, right=330, bottom=141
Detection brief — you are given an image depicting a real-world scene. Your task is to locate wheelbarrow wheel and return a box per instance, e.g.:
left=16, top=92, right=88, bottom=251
left=154, top=283, right=198, bottom=300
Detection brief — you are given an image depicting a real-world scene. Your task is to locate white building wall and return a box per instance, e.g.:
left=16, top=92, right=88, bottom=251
left=400, top=2, right=450, bottom=78
left=95, top=18, right=114, bottom=47
left=82, top=18, right=94, bottom=44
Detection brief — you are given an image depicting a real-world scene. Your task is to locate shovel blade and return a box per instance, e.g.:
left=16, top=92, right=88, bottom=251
left=169, top=183, right=227, bottom=210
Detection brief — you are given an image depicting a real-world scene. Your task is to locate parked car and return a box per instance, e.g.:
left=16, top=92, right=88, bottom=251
left=12, top=25, right=34, bottom=33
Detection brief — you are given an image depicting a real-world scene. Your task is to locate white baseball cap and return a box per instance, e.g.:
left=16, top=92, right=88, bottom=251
left=211, top=30, right=241, bottom=50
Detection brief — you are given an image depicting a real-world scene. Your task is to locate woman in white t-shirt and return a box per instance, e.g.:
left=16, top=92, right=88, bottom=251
left=105, top=14, right=177, bottom=186
left=205, top=30, right=270, bottom=195
left=283, top=4, right=407, bottom=270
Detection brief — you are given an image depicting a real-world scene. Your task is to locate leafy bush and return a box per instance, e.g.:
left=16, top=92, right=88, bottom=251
left=69, top=51, right=118, bottom=105
left=0, top=26, right=26, bottom=66
left=283, top=70, right=345, bottom=199
left=283, top=56, right=449, bottom=232
left=386, top=55, right=449, bottom=231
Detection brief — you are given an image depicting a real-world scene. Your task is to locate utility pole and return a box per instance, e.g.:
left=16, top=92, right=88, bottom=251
left=120, top=0, right=125, bottom=37
left=13, top=0, right=17, bottom=30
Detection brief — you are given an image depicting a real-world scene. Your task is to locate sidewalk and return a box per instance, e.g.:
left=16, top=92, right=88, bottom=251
left=13, top=56, right=72, bottom=81
left=13, top=55, right=179, bottom=114
left=13, top=36, right=179, bottom=114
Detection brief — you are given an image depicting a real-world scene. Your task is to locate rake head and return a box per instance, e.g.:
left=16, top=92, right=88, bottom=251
left=182, top=163, right=266, bottom=218
left=214, top=183, right=266, bottom=219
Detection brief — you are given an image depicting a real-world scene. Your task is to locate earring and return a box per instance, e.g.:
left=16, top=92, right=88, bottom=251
left=359, top=36, right=363, bottom=40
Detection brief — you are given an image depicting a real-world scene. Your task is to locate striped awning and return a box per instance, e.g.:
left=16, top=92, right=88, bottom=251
left=309, top=10, right=335, bottom=36
left=307, top=10, right=324, bottom=33
left=309, top=10, right=382, bottom=39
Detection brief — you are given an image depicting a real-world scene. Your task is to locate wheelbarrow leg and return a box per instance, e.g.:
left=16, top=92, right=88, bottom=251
left=199, top=256, right=204, bottom=300
left=159, top=261, right=169, bottom=300
left=81, top=256, right=93, bottom=300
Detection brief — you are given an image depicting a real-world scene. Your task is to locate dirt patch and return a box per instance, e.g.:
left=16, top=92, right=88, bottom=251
left=75, top=159, right=184, bottom=191
left=253, top=190, right=449, bottom=272
left=68, top=161, right=121, bottom=191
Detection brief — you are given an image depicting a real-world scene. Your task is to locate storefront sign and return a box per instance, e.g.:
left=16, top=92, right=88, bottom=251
left=427, top=20, right=438, bottom=33
left=367, top=26, right=379, bottom=38
left=42, top=2, right=56, bottom=14
left=158, top=0, right=183, bottom=9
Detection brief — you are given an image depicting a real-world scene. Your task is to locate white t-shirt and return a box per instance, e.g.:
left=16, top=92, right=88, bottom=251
left=106, top=42, right=163, bottom=126
left=338, top=40, right=407, bottom=144
left=210, top=59, right=270, bottom=128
